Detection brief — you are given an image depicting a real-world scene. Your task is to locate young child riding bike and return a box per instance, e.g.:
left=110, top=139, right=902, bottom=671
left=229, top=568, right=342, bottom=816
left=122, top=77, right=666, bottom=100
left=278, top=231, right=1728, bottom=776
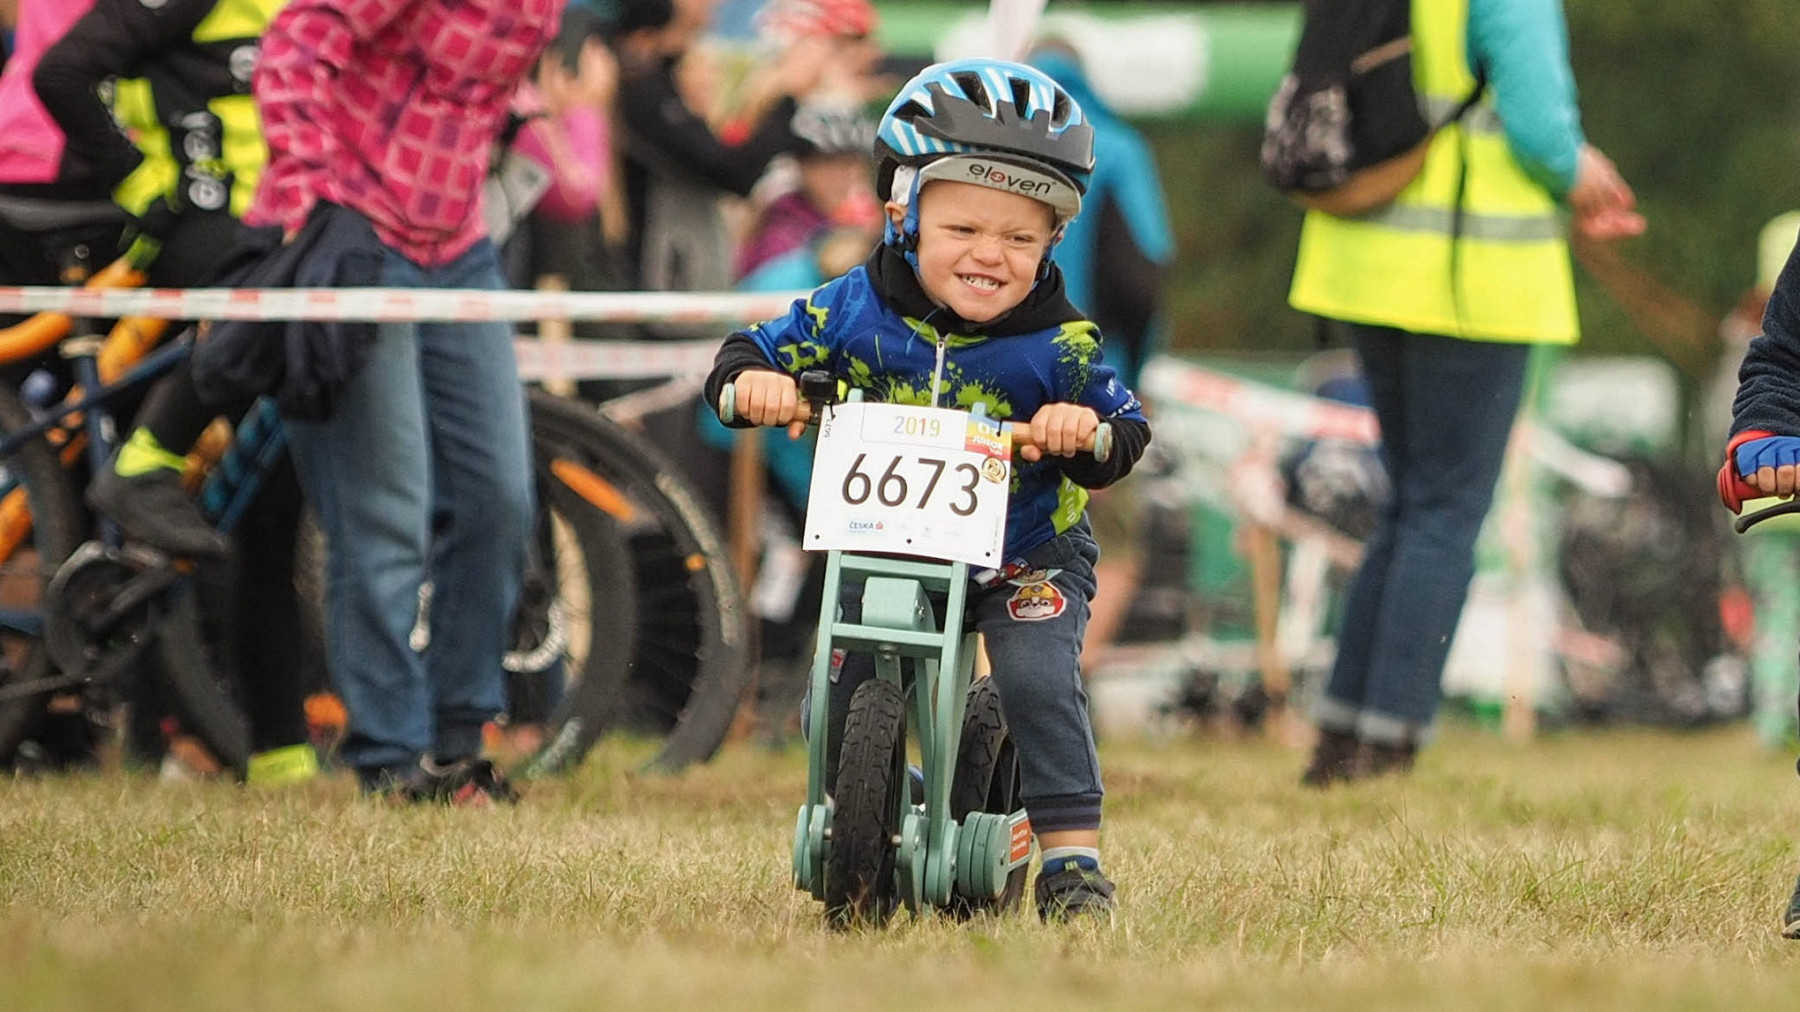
left=704, top=58, right=1151, bottom=923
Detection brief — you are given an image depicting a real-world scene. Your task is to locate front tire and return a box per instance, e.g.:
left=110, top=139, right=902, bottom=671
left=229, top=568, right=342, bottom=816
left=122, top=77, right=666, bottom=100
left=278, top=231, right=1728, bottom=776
left=823, top=677, right=907, bottom=927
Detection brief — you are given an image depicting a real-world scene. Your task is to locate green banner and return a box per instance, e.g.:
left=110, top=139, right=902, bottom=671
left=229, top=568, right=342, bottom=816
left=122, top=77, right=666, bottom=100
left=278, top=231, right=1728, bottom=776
left=872, top=1, right=1300, bottom=122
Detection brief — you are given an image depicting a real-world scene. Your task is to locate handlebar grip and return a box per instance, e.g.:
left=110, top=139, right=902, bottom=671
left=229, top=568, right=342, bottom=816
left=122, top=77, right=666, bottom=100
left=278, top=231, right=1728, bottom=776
left=717, top=381, right=815, bottom=427
left=1718, top=461, right=1758, bottom=514
left=1009, top=421, right=1113, bottom=462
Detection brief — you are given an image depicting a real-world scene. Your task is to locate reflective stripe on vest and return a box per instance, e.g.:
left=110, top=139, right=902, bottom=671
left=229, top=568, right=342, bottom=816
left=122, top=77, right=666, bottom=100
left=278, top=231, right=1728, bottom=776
left=1288, top=0, right=1579, bottom=345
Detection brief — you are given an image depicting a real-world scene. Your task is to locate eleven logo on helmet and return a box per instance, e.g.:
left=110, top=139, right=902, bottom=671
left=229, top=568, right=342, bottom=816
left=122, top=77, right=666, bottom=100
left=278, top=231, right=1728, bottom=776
left=965, top=161, right=1058, bottom=198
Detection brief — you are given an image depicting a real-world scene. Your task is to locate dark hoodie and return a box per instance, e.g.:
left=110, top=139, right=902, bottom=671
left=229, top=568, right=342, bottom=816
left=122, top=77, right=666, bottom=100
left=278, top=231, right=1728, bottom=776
left=705, top=244, right=1151, bottom=559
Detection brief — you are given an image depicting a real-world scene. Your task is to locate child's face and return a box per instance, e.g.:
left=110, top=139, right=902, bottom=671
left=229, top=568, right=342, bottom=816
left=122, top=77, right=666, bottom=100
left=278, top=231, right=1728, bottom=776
left=889, top=180, right=1056, bottom=323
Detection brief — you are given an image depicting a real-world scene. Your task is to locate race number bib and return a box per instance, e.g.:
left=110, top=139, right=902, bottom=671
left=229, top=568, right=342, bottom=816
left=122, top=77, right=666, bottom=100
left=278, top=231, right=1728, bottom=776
left=803, top=402, right=1012, bottom=566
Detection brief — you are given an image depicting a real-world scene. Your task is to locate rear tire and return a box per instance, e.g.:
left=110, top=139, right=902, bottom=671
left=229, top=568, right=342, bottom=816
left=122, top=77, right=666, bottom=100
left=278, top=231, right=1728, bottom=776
left=823, top=677, right=907, bottom=928
left=946, top=676, right=1027, bottom=917
left=152, top=583, right=253, bottom=776
left=525, top=390, right=750, bottom=773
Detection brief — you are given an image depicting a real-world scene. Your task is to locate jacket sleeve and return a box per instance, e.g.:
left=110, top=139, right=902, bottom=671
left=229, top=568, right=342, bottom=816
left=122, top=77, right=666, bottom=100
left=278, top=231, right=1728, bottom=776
left=1466, top=0, right=1586, bottom=198
left=255, top=0, right=415, bottom=190
left=1050, top=321, right=1151, bottom=489
left=1733, top=245, right=1800, bottom=438
left=702, top=281, right=845, bottom=426
left=619, top=69, right=799, bottom=197
left=703, top=332, right=787, bottom=428
left=34, top=0, right=212, bottom=192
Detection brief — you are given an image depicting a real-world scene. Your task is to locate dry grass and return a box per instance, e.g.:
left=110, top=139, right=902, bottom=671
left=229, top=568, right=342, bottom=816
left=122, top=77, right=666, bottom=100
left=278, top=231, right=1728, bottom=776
left=6, top=723, right=1800, bottom=1010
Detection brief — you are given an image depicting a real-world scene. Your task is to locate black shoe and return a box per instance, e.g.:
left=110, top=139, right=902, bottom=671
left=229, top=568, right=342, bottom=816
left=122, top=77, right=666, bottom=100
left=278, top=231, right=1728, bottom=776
left=366, top=756, right=520, bottom=807
left=1034, top=863, right=1116, bottom=924
left=1360, top=740, right=1417, bottom=779
left=86, top=466, right=229, bottom=559
left=1782, top=874, right=1800, bottom=939
left=1300, top=728, right=1362, bottom=788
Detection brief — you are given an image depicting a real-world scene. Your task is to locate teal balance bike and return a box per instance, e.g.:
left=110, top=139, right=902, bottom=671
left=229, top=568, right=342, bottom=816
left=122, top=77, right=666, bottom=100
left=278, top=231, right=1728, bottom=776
left=721, top=372, right=1109, bottom=926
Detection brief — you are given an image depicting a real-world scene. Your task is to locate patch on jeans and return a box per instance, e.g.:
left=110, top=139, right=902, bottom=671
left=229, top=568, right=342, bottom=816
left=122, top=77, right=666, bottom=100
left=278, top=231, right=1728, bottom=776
left=1006, top=579, right=1066, bottom=622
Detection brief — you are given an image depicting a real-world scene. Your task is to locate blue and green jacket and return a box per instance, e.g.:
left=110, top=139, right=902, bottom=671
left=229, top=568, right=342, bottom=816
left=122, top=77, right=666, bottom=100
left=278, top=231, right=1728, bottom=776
left=705, top=245, right=1152, bottom=560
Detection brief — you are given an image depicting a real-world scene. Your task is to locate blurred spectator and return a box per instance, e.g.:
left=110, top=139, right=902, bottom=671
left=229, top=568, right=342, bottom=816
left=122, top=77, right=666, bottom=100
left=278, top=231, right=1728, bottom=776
left=1029, top=40, right=1175, bottom=676
left=247, top=0, right=559, bottom=802
left=1289, top=0, right=1644, bottom=787
left=514, top=6, right=634, bottom=337
left=1710, top=211, right=1800, bottom=749
left=617, top=0, right=807, bottom=298
left=750, top=0, right=889, bottom=108
left=0, top=0, right=106, bottom=288
left=616, top=0, right=881, bottom=300
left=734, top=102, right=876, bottom=280
left=1028, top=40, right=1173, bottom=392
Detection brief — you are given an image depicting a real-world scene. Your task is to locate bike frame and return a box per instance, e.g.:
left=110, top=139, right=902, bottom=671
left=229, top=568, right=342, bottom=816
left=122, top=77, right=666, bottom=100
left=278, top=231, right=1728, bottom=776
left=791, top=396, right=1033, bottom=915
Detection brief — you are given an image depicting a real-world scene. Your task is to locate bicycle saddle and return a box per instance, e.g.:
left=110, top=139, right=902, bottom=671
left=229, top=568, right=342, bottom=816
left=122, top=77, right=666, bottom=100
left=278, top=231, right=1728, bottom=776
left=0, top=195, right=130, bottom=233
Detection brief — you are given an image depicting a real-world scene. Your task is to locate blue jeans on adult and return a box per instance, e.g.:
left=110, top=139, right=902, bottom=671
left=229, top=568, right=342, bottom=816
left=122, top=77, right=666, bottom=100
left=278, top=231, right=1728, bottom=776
left=285, top=239, right=533, bottom=778
left=1315, top=324, right=1530, bottom=746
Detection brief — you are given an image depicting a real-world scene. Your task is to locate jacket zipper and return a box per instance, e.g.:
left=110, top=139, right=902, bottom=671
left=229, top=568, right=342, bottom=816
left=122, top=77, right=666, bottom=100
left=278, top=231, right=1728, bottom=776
left=930, top=330, right=947, bottom=408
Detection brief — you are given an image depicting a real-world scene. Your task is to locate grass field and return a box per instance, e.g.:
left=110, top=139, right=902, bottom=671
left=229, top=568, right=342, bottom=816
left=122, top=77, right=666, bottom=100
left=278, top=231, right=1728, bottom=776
left=6, top=721, right=1800, bottom=1011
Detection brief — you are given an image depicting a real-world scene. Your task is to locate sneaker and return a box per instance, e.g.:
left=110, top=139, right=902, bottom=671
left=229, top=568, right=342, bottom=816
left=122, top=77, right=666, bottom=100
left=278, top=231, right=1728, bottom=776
left=365, top=757, right=521, bottom=806
left=1034, top=862, right=1117, bottom=924
left=1782, top=874, right=1800, bottom=939
left=1300, top=728, right=1362, bottom=788
left=86, top=466, right=229, bottom=559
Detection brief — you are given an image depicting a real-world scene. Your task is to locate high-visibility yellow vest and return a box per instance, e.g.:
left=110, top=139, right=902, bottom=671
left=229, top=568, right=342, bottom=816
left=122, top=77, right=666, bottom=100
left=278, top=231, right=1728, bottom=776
left=113, top=0, right=283, bottom=219
left=1288, top=0, right=1579, bottom=344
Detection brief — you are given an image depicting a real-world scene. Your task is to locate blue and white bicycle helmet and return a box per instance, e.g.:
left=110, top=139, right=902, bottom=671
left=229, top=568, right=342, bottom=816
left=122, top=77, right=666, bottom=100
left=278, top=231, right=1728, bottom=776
left=875, top=58, right=1096, bottom=256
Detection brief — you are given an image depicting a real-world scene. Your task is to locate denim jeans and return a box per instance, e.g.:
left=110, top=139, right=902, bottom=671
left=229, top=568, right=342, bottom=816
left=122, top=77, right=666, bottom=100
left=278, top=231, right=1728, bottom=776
left=826, top=525, right=1104, bottom=834
left=1316, top=324, right=1530, bottom=745
left=285, top=240, right=534, bottom=775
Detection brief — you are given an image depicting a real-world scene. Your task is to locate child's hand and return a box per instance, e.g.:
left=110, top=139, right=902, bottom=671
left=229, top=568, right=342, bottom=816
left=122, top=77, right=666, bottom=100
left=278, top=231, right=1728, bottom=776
left=731, top=370, right=808, bottom=439
left=1020, top=402, right=1099, bottom=462
left=1737, top=434, right=1800, bottom=496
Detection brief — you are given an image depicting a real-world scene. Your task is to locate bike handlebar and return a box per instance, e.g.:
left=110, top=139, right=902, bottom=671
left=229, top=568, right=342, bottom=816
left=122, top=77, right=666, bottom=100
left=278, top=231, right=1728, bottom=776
left=718, top=379, right=1113, bottom=463
left=1719, top=460, right=1800, bottom=534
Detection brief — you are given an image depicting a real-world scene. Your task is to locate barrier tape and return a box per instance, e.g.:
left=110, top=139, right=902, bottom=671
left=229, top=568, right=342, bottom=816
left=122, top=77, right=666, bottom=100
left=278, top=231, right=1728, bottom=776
left=0, top=285, right=810, bottom=323
left=1140, top=357, right=1380, bottom=445
left=513, top=338, right=718, bottom=382
left=1140, top=356, right=1632, bottom=498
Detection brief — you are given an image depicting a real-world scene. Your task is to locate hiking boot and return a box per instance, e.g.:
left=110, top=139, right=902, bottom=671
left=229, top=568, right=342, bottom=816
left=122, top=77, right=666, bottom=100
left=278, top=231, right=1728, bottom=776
left=365, top=757, right=521, bottom=806
left=1359, top=740, right=1417, bottom=779
left=1782, top=874, right=1800, bottom=939
left=1034, top=863, right=1117, bottom=924
left=1300, top=728, right=1362, bottom=788
left=86, top=466, right=229, bottom=559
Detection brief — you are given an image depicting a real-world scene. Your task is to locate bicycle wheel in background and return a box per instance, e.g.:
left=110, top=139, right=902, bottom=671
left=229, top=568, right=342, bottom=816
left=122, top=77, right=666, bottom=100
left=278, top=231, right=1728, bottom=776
left=502, top=460, right=636, bottom=775
left=524, top=388, right=751, bottom=774
left=0, top=384, right=89, bottom=765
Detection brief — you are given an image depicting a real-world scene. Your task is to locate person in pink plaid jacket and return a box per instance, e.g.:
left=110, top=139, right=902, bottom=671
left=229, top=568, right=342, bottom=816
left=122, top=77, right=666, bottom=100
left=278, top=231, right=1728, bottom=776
left=245, top=0, right=564, bottom=802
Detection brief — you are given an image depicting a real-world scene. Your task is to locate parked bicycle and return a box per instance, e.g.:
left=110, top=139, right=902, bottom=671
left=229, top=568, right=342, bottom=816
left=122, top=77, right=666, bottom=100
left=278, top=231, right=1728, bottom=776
left=0, top=212, right=751, bottom=777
